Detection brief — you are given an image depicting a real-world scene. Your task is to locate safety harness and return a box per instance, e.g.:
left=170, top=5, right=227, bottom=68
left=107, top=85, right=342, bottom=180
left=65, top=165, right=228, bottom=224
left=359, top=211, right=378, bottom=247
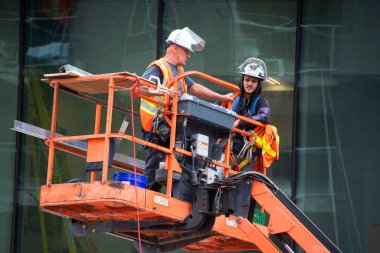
left=140, top=58, right=187, bottom=145
left=232, top=96, right=260, bottom=115
left=232, top=96, right=280, bottom=171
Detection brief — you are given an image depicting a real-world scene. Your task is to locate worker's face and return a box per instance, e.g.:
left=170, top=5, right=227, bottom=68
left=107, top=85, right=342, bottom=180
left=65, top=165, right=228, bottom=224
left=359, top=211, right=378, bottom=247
left=175, top=45, right=190, bottom=66
left=243, top=75, right=259, bottom=95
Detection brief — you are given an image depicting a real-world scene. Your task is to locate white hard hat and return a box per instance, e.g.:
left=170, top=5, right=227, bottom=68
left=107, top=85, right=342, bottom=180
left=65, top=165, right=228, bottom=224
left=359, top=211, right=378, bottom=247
left=237, top=57, right=267, bottom=80
left=166, top=27, right=205, bottom=52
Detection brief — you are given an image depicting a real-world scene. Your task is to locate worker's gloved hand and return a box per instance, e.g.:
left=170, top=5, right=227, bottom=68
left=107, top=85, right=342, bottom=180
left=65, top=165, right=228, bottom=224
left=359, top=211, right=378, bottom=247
left=220, top=93, right=234, bottom=102
left=169, top=86, right=182, bottom=97
left=233, top=119, right=240, bottom=128
left=149, top=85, right=174, bottom=96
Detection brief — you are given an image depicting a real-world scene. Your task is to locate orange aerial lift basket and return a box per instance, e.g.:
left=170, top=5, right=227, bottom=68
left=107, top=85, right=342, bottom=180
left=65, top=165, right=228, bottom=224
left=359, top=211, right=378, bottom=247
left=22, top=70, right=343, bottom=253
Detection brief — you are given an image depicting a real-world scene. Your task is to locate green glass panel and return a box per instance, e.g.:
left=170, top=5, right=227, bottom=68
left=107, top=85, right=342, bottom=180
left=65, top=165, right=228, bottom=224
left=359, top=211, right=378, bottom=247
left=297, top=0, right=380, bottom=252
left=0, top=0, right=20, bottom=252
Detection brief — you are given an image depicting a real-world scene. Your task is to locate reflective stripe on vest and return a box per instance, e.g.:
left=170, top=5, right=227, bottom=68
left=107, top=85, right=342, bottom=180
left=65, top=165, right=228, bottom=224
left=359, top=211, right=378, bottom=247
left=254, top=125, right=280, bottom=168
left=140, top=58, right=187, bottom=132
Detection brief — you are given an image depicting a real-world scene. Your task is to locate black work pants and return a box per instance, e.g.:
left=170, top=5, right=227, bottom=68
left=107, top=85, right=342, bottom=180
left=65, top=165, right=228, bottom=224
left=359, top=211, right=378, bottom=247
left=143, top=135, right=169, bottom=192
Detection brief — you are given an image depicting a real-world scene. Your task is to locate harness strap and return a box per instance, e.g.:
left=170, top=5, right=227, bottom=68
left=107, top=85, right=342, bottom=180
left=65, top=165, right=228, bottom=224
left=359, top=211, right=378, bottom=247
left=232, top=96, right=260, bottom=114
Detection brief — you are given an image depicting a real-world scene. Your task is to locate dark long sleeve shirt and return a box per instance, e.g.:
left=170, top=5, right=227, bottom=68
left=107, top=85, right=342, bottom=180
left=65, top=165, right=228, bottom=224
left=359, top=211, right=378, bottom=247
left=234, top=96, right=271, bottom=129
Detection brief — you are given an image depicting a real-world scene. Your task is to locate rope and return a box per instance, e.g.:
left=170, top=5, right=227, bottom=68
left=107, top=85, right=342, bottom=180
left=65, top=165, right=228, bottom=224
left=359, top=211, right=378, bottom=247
left=129, top=80, right=143, bottom=253
left=237, top=131, right=257, bottom=162
left=116, top=78, right=143, bottom=252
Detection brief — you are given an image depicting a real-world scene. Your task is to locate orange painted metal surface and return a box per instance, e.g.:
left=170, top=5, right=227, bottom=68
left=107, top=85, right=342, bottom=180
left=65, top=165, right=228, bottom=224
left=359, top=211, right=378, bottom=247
left=39, top=181, right=263, bottom=251
left=40, top=181, right=191, bottom=222
left=170, top=71, right=240, bottom=93
left=38, top=72, right=335, bottom=252
left=184, top=235, right=259, bottom=252
left=101, top=78, right=115, bottom=181
left=46, top=82, right=59, bottom=186
left=91, top=103, right=102, bottom=181
left=251, top=181, right=331, bottom=253
left=87, top=138, right=106, bottom=162
left=185, top=216, right=280, bottom=252
left=236, top=114, right=265, bottom=128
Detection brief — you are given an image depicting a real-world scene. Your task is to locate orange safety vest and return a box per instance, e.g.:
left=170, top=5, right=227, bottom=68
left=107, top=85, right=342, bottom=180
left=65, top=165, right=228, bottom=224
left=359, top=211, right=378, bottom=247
left=140, top=58, right=187, bottom=132
left=236, top=124, right=280, bottom=173
left=254, top=124, right=280, bottom=169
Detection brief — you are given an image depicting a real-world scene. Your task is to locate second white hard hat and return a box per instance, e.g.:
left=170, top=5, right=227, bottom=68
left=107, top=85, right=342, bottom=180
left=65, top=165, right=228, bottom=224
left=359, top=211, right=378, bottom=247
left=237, top=57, right=267, bottom=80
left=166, top=27, right=205, bottom=52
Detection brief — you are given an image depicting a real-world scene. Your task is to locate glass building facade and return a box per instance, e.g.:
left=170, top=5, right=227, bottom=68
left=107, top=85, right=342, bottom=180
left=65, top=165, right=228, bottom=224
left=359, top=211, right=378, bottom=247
left=1, top=0, right=379, bottom=252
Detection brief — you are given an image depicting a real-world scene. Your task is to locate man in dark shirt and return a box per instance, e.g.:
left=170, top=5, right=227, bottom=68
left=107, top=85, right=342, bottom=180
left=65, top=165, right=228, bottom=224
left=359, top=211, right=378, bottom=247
left=141, top=27, right=233, bottom=191
left=231, top=57, right=271, bottom=171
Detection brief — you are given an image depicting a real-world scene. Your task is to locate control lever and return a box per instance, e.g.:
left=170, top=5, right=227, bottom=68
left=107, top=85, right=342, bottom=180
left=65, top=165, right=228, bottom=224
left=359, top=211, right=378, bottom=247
left=189, top=145, right=199, bottom=186
left=148, top=76, right=177, bottom=96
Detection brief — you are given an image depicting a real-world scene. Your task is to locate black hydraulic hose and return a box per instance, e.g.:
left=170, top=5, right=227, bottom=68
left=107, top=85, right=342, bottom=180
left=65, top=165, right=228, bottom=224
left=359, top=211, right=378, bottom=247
left=208, top=171, right=278, bottom=193
left=207, top=171, right=342, bottom=252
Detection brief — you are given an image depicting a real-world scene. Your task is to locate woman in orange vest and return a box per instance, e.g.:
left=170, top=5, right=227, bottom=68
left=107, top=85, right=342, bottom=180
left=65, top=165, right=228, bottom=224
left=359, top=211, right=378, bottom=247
left=141, top=27, right=234, bottom=191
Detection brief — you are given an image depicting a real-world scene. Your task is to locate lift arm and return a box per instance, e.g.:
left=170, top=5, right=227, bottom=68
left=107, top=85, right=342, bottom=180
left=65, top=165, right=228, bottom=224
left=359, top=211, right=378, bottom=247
left=252, top=179, right=341, bottom=253
left=202, top=172, right=342, bottom=253
left=22, top=71, right=342, bottom=253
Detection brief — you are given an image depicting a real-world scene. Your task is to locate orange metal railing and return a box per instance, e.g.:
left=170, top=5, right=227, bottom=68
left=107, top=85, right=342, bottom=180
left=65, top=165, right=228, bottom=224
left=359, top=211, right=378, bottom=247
left=40, top=71, right=340, bottom=253
left=43, top=71, right=265, bottom=197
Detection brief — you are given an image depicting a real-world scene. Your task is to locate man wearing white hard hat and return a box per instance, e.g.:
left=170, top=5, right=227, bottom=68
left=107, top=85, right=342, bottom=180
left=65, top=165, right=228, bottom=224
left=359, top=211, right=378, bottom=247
left=230, top=57, right=273, bottom=222
left=140, top=27, right=233, bottom=191
left=232, top=57, right=271, bottom=128
left=231, top=57, right=272, bottom=170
